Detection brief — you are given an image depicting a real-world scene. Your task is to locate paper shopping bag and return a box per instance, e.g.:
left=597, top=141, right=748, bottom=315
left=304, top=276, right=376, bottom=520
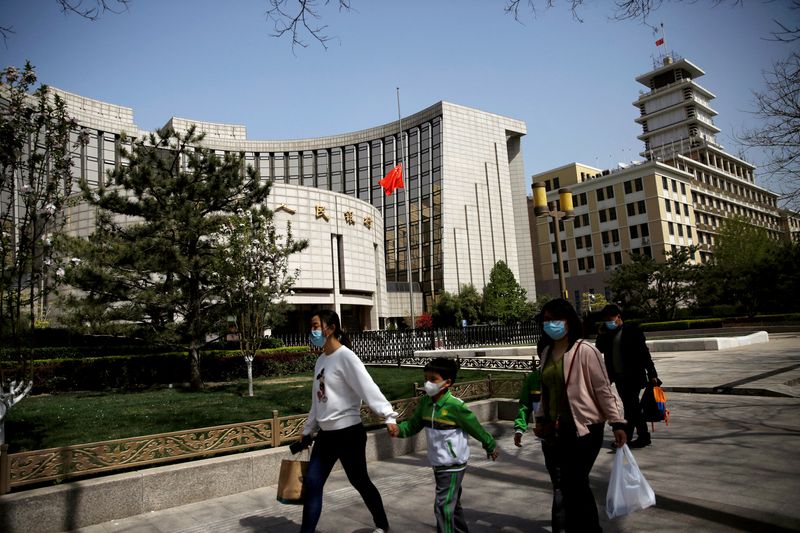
left=276, top=458, right=308, bottom=504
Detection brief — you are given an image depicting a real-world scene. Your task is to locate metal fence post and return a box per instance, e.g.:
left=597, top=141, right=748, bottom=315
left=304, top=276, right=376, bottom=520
left=271, top=410, right=281, bottom=448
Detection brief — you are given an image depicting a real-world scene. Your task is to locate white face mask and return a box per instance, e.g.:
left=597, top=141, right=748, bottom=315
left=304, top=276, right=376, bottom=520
left=424, top=380, right=444, bottom=397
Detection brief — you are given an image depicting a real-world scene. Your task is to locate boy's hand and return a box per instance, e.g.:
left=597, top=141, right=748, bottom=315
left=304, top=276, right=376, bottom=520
left=386, top=423, right=399, bottom=437
left=513, top=433, right=522, bottom=447
left=487, top=449, right=498, bottom=461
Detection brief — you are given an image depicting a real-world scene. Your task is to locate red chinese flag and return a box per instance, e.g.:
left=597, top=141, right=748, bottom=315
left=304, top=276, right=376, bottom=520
left=379, top=164, right=404, bottom=196
left=655, top=37, right=665, bottom=46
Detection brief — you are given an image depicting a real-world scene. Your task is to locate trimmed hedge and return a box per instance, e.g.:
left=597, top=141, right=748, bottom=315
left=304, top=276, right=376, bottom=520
left=640, top=318, right=724, bottom=332
left=4, top=347, right=314, bottom=393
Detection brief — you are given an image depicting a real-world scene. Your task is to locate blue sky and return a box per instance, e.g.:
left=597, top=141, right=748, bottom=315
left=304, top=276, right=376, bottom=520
left=1, top=1, right=795, bottom=194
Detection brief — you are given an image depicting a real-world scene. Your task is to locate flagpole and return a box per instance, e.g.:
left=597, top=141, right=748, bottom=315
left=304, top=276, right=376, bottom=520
left=396, top=87, right=414, bottom=330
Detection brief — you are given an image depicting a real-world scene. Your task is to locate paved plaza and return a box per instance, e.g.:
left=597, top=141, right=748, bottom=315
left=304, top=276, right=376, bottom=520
left=62, top=333, right=800, bottom=532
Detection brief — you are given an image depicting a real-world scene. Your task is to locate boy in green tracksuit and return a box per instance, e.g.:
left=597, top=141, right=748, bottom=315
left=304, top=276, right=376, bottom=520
left=388, top=357, right=497, bottom=533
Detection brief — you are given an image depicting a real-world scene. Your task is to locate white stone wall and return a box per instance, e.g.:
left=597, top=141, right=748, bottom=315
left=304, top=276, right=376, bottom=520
left=439, top=103, right=534, bottom=299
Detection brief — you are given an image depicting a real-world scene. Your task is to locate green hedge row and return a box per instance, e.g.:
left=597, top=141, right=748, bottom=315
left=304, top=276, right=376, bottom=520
left=639, top=318, right=724, bottom=332
left=3, top=347, right=314, bottom=393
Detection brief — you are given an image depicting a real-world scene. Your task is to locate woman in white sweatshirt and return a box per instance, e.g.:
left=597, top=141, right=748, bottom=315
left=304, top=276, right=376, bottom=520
left=298, top=309, right=398, bottom=533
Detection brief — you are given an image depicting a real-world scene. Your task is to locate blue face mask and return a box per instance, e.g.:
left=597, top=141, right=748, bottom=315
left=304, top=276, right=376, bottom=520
left=605, top=320, right=618, bottom=331
left=543, top=320, right=567, bottom=340
left=309, top=329, right=326, bottom=348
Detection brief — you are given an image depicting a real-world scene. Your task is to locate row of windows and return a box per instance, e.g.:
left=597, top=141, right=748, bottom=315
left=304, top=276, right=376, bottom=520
left=631, top=246, right=653, bottom=258
left=577, top=256, right=596, bottom=271
left=623, top=178, right=644, bottom=194
left=665, top=198, right=690, bottom=217
left=626, top=200, right=648, bottom=216
left=667, top=222, right=693, bottom=239
left=692, top=191, right=780, bottom=228
left=661, top=176, right=687, bottom=196
left=601, top=229, right=620, bottom=245
left=598, top=207, right=617, bottom=223
left=573, top=213, right=591, bottom=228
left=596, top=185, right=615, bottom=202
left=629, top=223, right=650, bottom=239
left=603, top=251, right=624, bottom=268
left=682, top=159, right=776, bottom=208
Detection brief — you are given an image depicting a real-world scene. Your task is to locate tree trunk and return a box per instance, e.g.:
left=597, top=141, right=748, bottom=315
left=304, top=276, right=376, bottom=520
left=246, top=357, right=254, bottom=397
left=188, top=344, right=203, bottom=390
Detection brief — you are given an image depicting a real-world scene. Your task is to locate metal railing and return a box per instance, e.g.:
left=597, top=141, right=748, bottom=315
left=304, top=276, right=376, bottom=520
left=274, top=322, right=542, bottom=367
left=2, top=376, right=524, bottom=492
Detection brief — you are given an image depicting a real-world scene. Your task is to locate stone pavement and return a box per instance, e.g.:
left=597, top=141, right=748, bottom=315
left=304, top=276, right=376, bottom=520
left=70, top=333, right=800, bottom=532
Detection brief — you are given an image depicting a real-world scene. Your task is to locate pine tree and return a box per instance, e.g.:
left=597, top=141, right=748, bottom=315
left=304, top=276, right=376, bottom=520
left=482, top=261, right=530, bottom=324
left=62, top=125, right=271, bottom=389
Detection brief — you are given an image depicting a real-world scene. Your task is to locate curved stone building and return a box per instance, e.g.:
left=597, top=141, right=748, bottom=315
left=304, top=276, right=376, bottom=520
left=53, top=88, right=534, bottom=331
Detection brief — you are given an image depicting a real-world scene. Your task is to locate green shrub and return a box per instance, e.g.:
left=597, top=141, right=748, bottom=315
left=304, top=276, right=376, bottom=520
left=640, top=318, right=723, bottom=332
left=12, top=346, right=313, bottom=393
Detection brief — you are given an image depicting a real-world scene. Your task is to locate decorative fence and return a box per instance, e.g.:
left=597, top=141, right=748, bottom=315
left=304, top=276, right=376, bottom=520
left=275, top=322, right=542, bottom=368
left=1, top=376, right=524, bottom=493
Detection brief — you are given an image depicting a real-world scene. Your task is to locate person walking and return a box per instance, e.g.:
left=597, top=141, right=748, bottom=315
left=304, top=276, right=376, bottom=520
left=295, top=309, right=397, bottom=533
left=533, top=298, right=626, bottom=532
left=595, top=304, right=661, bottom=448
left=390, top=357, right=498, bottom=533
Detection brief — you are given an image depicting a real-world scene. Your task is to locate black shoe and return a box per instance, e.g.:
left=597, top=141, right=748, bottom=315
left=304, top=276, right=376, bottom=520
left=629, top=437, right=651, bottom=449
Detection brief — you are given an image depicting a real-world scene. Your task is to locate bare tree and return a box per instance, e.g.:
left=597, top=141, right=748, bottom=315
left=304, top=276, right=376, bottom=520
left=740, top=51, right=800, bottom=209
left=265, top=0, right=351, bottom=50
left=1, top=0, right=129, bottom=44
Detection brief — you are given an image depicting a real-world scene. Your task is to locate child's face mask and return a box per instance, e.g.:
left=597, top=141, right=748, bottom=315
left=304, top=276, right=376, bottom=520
left=424, top=380, right=449, bottom=397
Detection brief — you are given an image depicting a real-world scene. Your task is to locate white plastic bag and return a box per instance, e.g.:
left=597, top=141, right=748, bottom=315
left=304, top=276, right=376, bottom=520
left=606, top=444, right=656, bottom=519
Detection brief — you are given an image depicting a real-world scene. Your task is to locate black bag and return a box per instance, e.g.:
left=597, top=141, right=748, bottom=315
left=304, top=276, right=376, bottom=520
left=641, top=385, right=665, bottom=423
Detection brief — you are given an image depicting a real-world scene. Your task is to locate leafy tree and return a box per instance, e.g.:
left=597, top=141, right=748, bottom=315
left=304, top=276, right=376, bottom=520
left=697, top=217, right=780, bottom=316
left=212, top=208, right=306, bottom=396
left=62, top=125, right=272, bottom=389
left=482, top=261, right=530, bottom=324
left=431, top=290, right=458, bottom=328
left=610, top=246, right=700, bottom=320
left=1, top=62, right=81, bottom=379
left=456, top=283, right=483, bottom=325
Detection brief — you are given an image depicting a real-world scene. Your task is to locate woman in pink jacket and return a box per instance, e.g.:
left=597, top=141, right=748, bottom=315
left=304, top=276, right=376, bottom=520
left=533, top=298, right=626, bottom=532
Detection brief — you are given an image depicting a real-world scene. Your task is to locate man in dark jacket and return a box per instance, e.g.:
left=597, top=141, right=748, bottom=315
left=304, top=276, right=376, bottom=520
left=595, top=304, right=660, bottom=448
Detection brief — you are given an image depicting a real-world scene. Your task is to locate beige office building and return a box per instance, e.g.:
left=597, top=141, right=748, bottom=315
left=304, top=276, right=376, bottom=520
left=529, top=55, right=799, bottom=304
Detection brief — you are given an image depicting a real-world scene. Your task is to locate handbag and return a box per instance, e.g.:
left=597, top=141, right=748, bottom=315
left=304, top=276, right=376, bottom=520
left=606, top=444, right=656, bottom=519
left=276, top=451, right=310, bottom=504
left=641, top=385, right=670, bottom=427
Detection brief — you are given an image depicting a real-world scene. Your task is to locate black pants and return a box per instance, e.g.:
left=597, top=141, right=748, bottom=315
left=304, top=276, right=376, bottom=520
left=300, top=423, right=389, bottom=533
left=541, top=421, right=605, bottom=533
left=616, top=381, right=649, bottom=441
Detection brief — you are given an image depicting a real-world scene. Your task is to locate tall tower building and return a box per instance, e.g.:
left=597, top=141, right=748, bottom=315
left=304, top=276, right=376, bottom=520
left=634, top=56, right=721, bottom=161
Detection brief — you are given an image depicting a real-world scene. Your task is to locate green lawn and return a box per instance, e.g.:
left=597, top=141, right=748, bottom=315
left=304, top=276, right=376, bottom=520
left=5, top=366, right=493, bottom=453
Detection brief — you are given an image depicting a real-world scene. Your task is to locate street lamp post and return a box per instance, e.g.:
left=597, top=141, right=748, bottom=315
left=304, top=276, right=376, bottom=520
left=533, top=182, right=574, bottom=301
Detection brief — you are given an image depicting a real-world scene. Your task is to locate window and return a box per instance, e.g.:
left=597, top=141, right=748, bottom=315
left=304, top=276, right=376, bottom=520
left=641, top=223, right=650, bottom=237
left=611, top=229, right=619, bottom=242
left=662, top=176, right=668, bottom=189
left=587, top=256, right=595, bottom=269
left=580, top=192, right=587, bottom=205
left=672, top=180, right=678, bottom=192
left=576, top=237, right=583, bottom=249
left=585, top=235, right=593, bottom=248
left=574, top=216, right=581, bottom=229
left=643, top=246, right=652, bottom=257
left=563, top=260, right=569, bottom=273
left=687, top=227, right=692, bottom=239
left=553, top=177, right=560, bottom=189
left=630, top=225, right=639, bottom=238
left=665, top=199, right=671, bottom=212
left=678, top=224, right=684, bottom=237
left=637, top=200, right=646, bottom=214
left=606, top=185, right=615, bottom=199
left=596, top=188, right=605, bottom=201
left=680, top=182, right=686, bottom=195
left=609, top=207, right=617, bottom=220
left=604, top=253, right=612, bottom=267
left=635, top=178, right=643, bottom=191
left=599, top=210, right=607, bottom=223
left=602, top=231, right=610, bottom=245
left=674, top=201, right=680, bottom=213
left=578, top=257, right=585, bottom=270
left=582, top=213, right=589, bottom=226
left=614, top=251, right=622, bottom=264
left=668, top=222, right=675, bottom=235
left=683, top=204, right=689, bottom=216
left=627, top=203, right=636, bottom=216
left=624, top=181, right=633, bottom=194
left=551, top=242, right=558, bottom=254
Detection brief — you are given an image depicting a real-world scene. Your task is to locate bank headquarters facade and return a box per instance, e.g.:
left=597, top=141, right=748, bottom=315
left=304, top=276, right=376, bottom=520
left=53, top=90, right=534, bottom=331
